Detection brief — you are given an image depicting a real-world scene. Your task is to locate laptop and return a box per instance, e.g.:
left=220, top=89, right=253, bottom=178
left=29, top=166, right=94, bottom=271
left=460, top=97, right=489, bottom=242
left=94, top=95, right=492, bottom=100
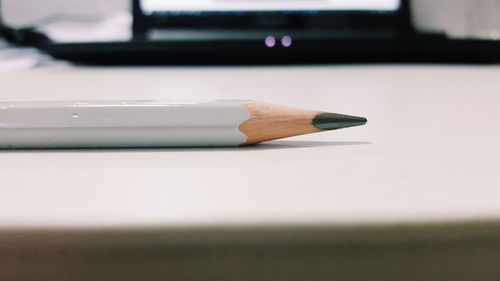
left=41, top=0, right=500, bottom=64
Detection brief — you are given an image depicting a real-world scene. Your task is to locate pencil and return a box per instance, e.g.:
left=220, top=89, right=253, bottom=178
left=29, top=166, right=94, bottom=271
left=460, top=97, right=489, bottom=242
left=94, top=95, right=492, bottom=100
left=0, top=100, right=367, bottom=148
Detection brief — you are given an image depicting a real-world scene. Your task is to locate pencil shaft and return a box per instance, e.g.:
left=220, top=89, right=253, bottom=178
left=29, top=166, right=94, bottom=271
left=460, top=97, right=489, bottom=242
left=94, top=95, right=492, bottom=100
left=0, top=101, right=249, bottom=148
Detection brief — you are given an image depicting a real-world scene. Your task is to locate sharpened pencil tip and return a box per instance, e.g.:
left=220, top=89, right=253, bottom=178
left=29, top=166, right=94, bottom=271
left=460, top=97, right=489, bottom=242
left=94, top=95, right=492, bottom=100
left=312, top=113, right=367, bottom=131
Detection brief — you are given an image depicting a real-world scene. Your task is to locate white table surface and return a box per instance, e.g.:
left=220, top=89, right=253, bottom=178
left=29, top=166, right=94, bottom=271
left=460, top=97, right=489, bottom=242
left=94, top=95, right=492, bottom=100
left=1, top=65, right=499, bottom=228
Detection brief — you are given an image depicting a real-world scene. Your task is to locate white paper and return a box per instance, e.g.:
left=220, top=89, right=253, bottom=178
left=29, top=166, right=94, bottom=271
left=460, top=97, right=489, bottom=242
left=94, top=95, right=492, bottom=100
left=0, top=41, right=45, bottom=71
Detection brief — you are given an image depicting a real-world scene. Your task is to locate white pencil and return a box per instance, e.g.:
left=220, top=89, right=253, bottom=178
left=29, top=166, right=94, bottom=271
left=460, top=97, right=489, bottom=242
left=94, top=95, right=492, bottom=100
left=0, top=100, right=366, bottom=148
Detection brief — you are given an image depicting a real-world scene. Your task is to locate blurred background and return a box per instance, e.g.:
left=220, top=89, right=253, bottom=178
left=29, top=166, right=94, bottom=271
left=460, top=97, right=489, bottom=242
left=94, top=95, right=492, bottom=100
left=2, top=0, right=500, bottom=68
left=3, top=0, right=500, bottom=39
left=2, top=0, right=128, bottom=27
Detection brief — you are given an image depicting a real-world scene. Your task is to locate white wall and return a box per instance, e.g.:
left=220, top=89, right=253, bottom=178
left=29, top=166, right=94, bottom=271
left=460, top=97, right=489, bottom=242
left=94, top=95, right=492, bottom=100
left=412, top=0, right=500, bottom=40
left=3, top=0, right=129, bottom=27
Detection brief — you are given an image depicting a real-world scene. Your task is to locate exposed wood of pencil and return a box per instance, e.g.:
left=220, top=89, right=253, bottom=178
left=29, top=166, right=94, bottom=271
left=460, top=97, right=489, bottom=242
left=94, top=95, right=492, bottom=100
left=239, top=101, right=321, bottom=145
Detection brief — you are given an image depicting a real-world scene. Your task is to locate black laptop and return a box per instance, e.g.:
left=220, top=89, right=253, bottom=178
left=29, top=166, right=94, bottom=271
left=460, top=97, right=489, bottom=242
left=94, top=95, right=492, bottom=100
left=41, top=0, right=500, bottom=64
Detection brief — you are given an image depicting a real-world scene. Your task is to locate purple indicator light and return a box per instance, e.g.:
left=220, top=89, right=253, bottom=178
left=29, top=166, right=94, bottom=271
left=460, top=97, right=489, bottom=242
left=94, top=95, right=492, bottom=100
left=281, top=36, right=292, bottom=47
left=264, top=36, right=276, bottom=48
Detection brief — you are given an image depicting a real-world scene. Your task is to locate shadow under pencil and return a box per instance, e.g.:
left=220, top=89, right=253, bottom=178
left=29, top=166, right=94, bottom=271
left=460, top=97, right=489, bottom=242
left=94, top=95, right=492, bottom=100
left=0, top=141, right=372, bottom=153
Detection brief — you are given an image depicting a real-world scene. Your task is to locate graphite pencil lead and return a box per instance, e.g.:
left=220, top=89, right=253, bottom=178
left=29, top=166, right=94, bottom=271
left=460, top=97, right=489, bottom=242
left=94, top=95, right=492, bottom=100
left=312, top=113, right=367, bottom=131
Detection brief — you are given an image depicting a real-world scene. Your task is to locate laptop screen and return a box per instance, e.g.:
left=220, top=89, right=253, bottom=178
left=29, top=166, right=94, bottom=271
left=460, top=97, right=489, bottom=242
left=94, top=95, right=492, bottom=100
left=141, top=0, right=401, bottom=14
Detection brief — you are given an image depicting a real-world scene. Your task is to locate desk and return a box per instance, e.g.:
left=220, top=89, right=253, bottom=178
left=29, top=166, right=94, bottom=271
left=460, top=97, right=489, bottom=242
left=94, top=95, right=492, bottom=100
left=1, top=65, right=500, bottom=280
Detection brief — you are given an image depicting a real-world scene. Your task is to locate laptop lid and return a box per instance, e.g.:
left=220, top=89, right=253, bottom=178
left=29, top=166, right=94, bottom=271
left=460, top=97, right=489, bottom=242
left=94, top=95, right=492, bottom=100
left=132, top=0, right=412, bottom=38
